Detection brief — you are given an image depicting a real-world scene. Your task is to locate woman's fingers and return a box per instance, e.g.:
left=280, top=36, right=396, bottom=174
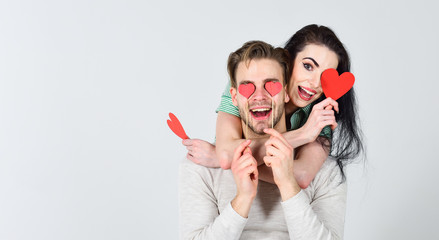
left=182, top=139, right=192, bottom=146
left=314, top=97, right=339, bottom=113
left=322, top=119, right=338, bottom=130
left=187, top=153, right=199, bottom=164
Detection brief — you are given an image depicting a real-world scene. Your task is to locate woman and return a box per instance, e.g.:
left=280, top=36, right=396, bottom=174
left=183, top=24, right=364, bottom=188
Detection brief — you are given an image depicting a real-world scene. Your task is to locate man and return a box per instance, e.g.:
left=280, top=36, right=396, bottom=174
left=179, top=41, right=346, bottom=239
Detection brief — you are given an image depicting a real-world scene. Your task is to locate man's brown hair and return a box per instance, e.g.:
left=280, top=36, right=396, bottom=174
left=227, top=41, right=291, bottom=88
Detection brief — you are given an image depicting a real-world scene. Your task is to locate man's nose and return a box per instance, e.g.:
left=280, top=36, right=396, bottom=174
left=251, top=86, right=269, bottom=101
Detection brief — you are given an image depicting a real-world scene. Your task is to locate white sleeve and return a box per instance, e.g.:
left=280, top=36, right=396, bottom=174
left=179, top=159, right=247, bottom=240
left=281, top=160, right=347, bottom=240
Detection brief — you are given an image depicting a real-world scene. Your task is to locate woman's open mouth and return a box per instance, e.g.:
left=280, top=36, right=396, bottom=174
left=298, top=86, right=316, bottom=101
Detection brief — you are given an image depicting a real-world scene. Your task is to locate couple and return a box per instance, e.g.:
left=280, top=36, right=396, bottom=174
left=179, top=25, right=364, bottom=239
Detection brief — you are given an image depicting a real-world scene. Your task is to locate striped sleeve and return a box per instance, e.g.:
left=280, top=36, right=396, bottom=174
left=215, top=82, right=240, bottom=118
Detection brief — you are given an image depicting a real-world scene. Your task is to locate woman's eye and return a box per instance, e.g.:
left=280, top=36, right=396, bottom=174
left=303, top=63, right=312, bottom=71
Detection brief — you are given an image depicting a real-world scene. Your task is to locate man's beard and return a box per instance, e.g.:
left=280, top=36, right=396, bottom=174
left=239, top=101, right=284, bottom=135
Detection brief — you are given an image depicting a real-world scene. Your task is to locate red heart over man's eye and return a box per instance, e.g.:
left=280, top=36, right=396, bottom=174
left=265, top=81, right=282, bottom=97
left=321, top=68, right=355, bottom=100
left=238, top=83, right=256, bottom=99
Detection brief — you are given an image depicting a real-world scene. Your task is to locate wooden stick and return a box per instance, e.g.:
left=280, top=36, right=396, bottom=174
left=245, top=102, right=248, bottom=139
left=272, top=101, right=274, bottom=128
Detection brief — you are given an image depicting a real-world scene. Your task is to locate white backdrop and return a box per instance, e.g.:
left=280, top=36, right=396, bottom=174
left=1, top=0, right=438, bottom=239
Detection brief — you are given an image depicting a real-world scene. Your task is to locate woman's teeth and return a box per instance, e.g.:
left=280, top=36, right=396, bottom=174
left=300, top=86, right=315, bottom=96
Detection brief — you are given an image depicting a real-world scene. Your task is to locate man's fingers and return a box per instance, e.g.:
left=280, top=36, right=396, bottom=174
left=263, top=128, right=290, bottom=147
left=237, top=154, right=256, bottom=169
left=265, top=134, right=290, bottom=152
left=266, top=145, right=283, bottom=158
left=243, top=146, right=252, bottom=155
left=263, top=156, right=276, bottom=167
left=251, top=169, right=259, bottom=181
left=244, top=164, right=257, bottom=175
left=263, top=128, right=282, bottom=138
left=233, top=140, right=252, bottom=162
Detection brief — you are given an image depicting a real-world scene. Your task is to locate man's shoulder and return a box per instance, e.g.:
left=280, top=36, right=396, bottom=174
left=179, top=158, right=226, bottom=178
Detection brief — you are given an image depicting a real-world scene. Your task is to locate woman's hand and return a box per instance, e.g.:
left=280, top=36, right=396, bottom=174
left=300, top=97, right=339, bottom=143
left=182, top=139, right=220, bottom=168
left=263, top=128, right=300, bottom=201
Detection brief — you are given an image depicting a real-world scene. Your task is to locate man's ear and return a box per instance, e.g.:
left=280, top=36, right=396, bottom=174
left=284, top=86, right=290, bottom=103
left=230, top=87, right=238, bottom=106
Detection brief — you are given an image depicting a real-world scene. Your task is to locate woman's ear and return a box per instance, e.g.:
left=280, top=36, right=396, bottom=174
left=284, top=86, right=290, bottom=103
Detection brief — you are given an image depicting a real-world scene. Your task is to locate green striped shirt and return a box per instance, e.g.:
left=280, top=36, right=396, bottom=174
left=215, top=82, right=332, bottom=139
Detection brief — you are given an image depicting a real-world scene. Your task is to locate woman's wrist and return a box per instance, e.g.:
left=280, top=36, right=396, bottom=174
left=284, top=127, right=310, bottom=148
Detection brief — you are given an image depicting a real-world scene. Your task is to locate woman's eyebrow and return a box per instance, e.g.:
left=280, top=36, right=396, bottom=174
left=303, top=57, right=319, bottom=67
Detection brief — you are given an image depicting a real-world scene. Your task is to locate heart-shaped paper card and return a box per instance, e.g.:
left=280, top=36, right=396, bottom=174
left=321, top=68, right=355, bottom=100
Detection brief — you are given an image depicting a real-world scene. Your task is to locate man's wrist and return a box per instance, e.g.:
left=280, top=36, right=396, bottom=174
left=231, top=194, right=254, bottom=218
left=278, top=180, right=301, bottom=202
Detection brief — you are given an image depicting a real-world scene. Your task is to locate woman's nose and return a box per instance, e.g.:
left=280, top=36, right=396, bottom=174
left=309, top=72, right=321, bottom=89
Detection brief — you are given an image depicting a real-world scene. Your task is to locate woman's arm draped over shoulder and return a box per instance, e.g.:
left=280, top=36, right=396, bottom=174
left=216, top=110, right=328, bottom=189
left=215, top=111, right=245, bottom=169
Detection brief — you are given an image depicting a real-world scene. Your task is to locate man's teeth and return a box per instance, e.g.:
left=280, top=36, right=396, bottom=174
left=300, top=86, right=315, bottom=96
left=251, top=108, right=270, bottom=112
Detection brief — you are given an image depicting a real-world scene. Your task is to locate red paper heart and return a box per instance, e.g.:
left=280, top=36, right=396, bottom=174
left=238, top=83, right=255, bottom=99
left=265, top=81, right=282, bottom=96
left=167, top=112, right=189, bottom=140
left=321, top=68, right=355, bottom=100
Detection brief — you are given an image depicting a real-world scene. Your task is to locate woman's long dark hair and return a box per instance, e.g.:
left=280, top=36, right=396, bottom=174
left=284, top=24, right=365, bottom=180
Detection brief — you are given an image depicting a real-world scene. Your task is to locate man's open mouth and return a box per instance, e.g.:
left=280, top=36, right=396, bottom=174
left=250, top=107, right=272, bottom=120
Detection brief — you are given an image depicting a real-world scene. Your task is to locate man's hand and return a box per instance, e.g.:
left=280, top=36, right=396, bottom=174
left=231, top=140, right=258, bottom=218
left=182, top=139, right=220, bottom=168
left=263, top=128, right=301, bottom=201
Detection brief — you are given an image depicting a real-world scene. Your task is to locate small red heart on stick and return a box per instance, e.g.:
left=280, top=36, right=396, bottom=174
left=238, top=83, right=256, bottom=99
left=265, top=81, right=282, bottom=96
left=167, top=112, right=189, bottom=140
left=321, top=68, right=355, bottom=100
